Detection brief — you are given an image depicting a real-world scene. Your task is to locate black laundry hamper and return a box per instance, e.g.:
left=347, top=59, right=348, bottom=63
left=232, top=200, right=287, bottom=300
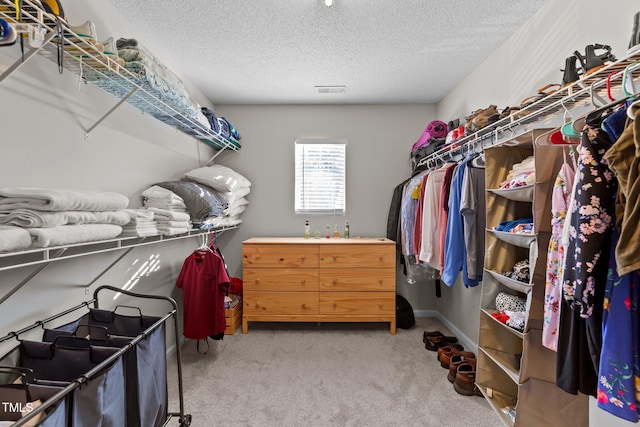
left=0, top=367, right=67, bottom=426
left=0, top=337, right=126, bottom=427
left=43, top=306, right=168, bottom=427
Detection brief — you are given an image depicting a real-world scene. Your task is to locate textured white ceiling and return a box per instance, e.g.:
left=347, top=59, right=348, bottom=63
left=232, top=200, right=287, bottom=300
left=107, top=0, right=546, bottom=105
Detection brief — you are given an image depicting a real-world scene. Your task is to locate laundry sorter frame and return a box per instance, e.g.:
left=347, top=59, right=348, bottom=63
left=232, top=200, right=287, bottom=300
left=0, top=284, right=192, bottom=427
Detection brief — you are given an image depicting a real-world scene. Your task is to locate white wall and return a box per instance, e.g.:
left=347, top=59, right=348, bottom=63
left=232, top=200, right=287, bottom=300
left=213, top=104, right=438, bottom=309
left=436, top=1, right=639, bottom=426
left=0, top=1, right=217, bottom=357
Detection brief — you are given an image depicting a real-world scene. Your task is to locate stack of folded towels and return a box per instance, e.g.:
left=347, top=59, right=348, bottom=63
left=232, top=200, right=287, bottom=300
left=147, top=208, right=191, bottom=236
left=0, top=187, right=129, bottom=250
left=141, top=185, right=188, bottom=213
left=120, top=209, right=158, bottom=237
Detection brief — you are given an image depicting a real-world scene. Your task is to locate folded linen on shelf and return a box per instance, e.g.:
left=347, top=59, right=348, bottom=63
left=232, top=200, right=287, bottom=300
left=0, top=188, right=129, bottom=212
left=0, top=208, right=131, bottom=228
left=0, top=225, right=31, bottom=252
left=142, top=185, right=188, bottom=212
left=119, top=208, right=159, bottom=237
left=27, top=224, right=123, bottom=248
left=156, top=226, right=190, bottom=236
left=155, top=181, right=228, bottom=223
left=146, top=208, right=191, bottom=222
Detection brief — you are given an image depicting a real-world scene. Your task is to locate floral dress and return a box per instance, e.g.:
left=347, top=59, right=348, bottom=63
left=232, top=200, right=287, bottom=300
left=543, top=150, right=575, bottom=351
left=597, top=231, right=640, bottom=422
left=557, top=121, right=617, bottom=396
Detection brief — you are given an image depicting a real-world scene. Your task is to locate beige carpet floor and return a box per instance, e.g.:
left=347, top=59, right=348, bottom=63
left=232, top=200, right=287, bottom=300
left=166, top=317, right=500, bottom=427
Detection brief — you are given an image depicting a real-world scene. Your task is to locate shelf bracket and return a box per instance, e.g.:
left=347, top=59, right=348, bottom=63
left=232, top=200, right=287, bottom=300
left=0, top=30, right=56, bottom=84
left=84, top=247, right=134, bottom=290
left=85, top=85, right=140, bottom=140
left=0, top=248, right=67, bottom=305
left=205, top=148, right=226, bottom=166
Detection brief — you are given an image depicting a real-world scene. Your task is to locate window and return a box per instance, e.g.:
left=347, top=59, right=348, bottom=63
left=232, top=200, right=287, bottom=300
left=295, top=138, right=346, bottom=214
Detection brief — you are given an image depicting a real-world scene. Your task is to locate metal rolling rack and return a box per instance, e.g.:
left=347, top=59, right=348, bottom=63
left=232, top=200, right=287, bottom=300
left=0, top=0, right=239, bottom=159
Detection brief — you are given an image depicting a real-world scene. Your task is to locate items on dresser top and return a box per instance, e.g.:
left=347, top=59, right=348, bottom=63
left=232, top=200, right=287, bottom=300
left=242, top=237, right=396, bottom=334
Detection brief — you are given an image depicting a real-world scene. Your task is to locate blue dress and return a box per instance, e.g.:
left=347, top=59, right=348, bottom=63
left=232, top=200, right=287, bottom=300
left=597, top=231, right=640, bottom=422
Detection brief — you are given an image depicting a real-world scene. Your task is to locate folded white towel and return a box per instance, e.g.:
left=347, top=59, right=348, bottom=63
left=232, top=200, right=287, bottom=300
left=142, top=185, right=185, bottom=203
left=123, top=208, right=154, bottom=221
left=0, top=187, right=129, bottom=212
left=27, top=224, right=123, bottom=248
left=0, top=209, right=131, bottom=228
left=0, top=225, right=31, bottom=252
left=147, top=208, right=191, bottom=222
left=157, top=226, right=190, bottom=236
left=156, top=220, right=191, bottom=228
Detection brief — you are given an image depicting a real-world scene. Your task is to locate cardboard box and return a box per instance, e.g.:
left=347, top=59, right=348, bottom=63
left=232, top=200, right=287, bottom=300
left=225, top=294, right=242, bottom=335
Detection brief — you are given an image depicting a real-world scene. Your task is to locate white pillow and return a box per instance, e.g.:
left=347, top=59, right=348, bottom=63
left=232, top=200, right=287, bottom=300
left=184, top=165, right=251, bottom=192
left=222, top=186, right=251, bottom=204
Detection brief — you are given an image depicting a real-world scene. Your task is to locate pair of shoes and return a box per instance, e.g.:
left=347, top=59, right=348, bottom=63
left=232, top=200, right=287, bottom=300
left=471, top=105, right=499, bottom=131
left=448, top=354, right=477, bottom=382
left=465, top=105, right=497, bottom=134
left=574, top=43, right=616, bottom=77
left=453, top=362, right=483, bottom=396
left=516, top=83, right=562, bottom=119
left=439, top=347, right=475, bottom=369
left=422, top=330, right=458, bottom=343
left=436, top=344, right=465, bottom=362
left=425, top=335, right=460, bottom=352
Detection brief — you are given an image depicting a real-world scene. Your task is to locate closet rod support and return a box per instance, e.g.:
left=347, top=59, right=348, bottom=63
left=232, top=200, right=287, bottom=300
left=0, top=248, right=66, bottom=305
left=85, top=85, right=140, bottom=140
left=0, top=30, right=56, bottom=84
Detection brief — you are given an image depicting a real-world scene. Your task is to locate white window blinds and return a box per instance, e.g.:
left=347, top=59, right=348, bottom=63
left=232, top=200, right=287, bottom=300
left=295, top=138, right=347, bottom=214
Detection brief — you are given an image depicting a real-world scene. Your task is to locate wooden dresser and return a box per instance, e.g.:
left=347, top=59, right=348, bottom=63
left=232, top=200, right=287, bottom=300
left=242, top=237, right=396, bottom=334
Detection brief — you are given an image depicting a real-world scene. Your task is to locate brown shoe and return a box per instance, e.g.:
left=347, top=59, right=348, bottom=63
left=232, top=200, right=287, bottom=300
left=453, top=362, right=483, bottom=396
left=447, top=354, right=476, bottom=383
left=440, top=349, right=475, bottom=369
left=436, top=344, right=464, bottom=362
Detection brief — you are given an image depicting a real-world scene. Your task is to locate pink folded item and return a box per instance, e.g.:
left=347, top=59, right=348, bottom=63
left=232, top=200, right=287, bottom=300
left=412, top=120, right=449, bottom=152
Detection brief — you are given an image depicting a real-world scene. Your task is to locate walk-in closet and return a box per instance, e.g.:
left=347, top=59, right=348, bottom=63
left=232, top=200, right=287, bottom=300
left=0, top=0, right=638, bottom=426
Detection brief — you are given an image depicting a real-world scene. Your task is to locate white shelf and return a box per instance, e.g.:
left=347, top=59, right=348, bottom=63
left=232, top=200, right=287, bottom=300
left=488, top=184, right=534, bottom=202
left=0, top=0, right=239, bottom=152
left=487, top=229, right=535, bottom=248
left=484, top=269, right=532, bottom=294
left=0, top=226, right=238, bottom=272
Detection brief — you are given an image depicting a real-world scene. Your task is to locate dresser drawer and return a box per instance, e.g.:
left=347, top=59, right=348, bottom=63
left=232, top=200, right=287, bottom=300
left=319, top=292, right=394, bottom=314
left=319, top=268, right=395, bottom=291
left=319, top=244, right=394, bottom=268
left=243, top=244, right=318, bottom=268
left=244, top=269, right=319, bottom=292
left=244, top=291, right=319, bottom=315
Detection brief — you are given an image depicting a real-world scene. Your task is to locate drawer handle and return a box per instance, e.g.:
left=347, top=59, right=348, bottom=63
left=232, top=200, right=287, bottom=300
left=301, top=255, right=306, bottom=261
left=254, top=279, right=260, bottom=285
left=279, top=258, right=285, bottom=262
left=378, top=255, right=384, bottom=262
left=254, top=255, right=260, bottom=260
left=301, top=279, right=306, bottom=285
left=332, top=255, right=337, bottom=262
left=378, top=303, right=383, bottom=309
left=378, top=279, right=383, bottom=285
left=332, top=303, right=337, bottom=309
left=301, top=303, right=306, bottom=309
left=332, top=279, right=337, bottom=285
left=255, top=303, right=260, bottom=309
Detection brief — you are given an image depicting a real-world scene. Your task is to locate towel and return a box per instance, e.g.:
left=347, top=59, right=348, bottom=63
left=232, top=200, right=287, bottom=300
left=142, top=185, right=187, bottom=211
left=27, top=224, right=123, bottom=248
left=146, top=208, right=191, bottom=222
left=0, top=225, right=31, bottom=252
left=0, top=209, right=131, bottom=228
left=0, top=188, right=129, bottom=212
left=157, top=226, right=190, bottom=236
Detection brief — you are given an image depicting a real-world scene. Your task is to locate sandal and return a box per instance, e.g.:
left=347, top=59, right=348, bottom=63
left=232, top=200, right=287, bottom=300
left=516, top=83, right=562, bottom=119
left=574, top=43, right=616, bottom=77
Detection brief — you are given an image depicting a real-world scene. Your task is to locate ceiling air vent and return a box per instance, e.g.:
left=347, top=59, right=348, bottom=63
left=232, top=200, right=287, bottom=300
left=315, top=85, right=346, bottom=94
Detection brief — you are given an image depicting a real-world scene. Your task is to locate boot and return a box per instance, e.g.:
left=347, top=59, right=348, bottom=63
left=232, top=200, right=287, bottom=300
left=630, top=12, right=640, bottom=53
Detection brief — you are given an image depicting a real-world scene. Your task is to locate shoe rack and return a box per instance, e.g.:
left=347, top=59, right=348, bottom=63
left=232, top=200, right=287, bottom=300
left=0, top=0, right=239, bottom=155
left=416, top=49, right=640, bottom=170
